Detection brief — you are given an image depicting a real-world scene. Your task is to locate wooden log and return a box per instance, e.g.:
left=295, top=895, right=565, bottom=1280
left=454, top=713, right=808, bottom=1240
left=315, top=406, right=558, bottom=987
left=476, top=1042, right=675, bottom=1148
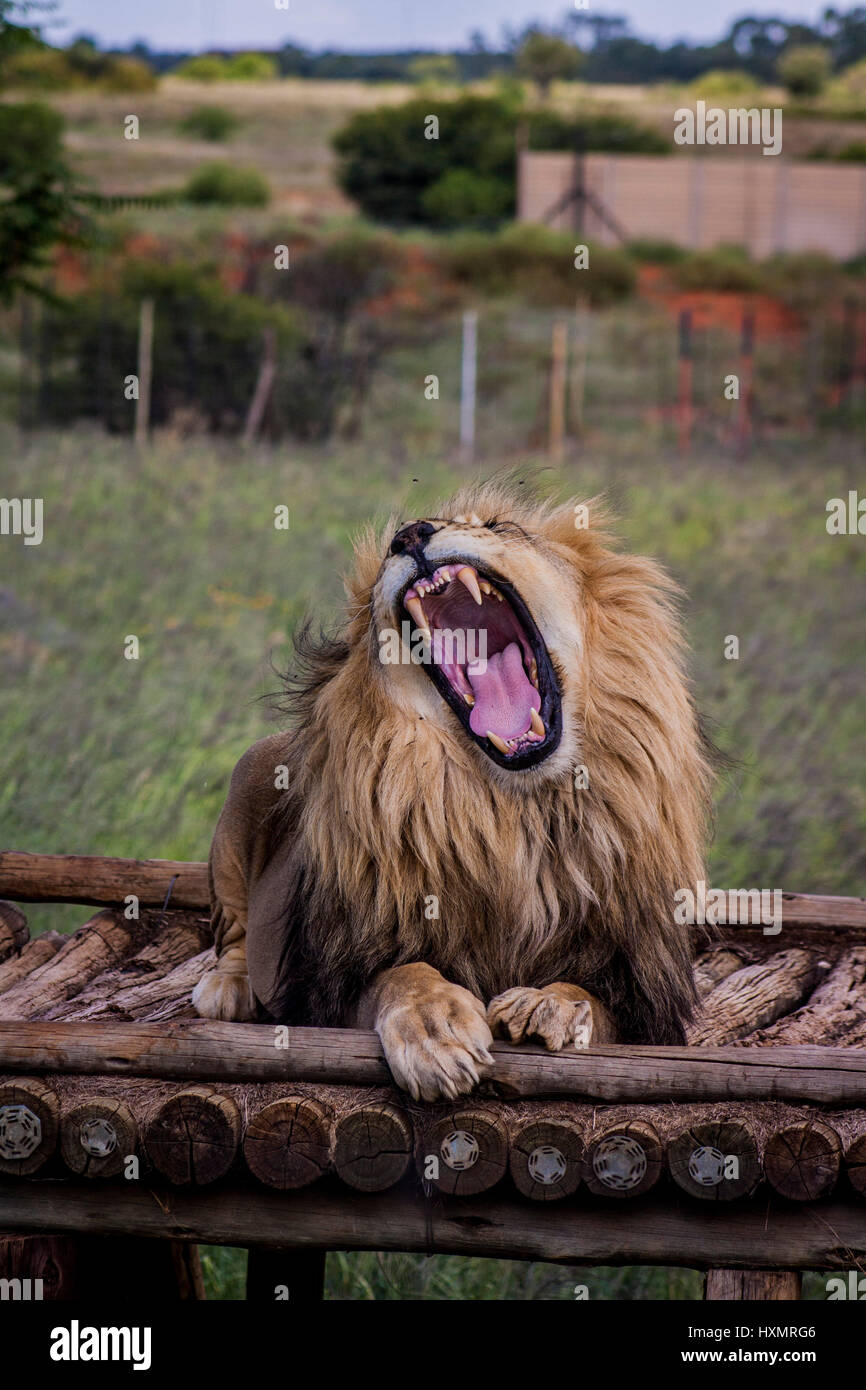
left=44, top=915, right=210, bottom=1022
left=764, top=1120, right=841, bottom=1201
left=668, top=1119, right=761, bottom=1201
left=145, top=1085, right=240, bottom=1185
left=3, top=1022, right=866, bottom=1103
left=3, top=1180, right=866, bottom=1269
left=705, top=1269, right=802, bottom=1300
left=0, top=902, right=28, bottom=964
left=509, top=1117, right=583, bottom=1200
left=0, top=932, right=64, bottom=995
left=584, top=1118, right=663, bottom=1199
left=0, top=910, right=151, bottom=1020
left=0, top=1234, right=79, bottom=1298
left=844, top=1132, right=866, bottom=1198
left=48, top=947, right=210, bottom=1023
left=742, top=948, right=866, bottom=1046
left=59, top=1096, right=137, bottom=1179
left=693, top=948, right=746, bottom=999
left=418, top=1107, right=508, bottom=1196
left=0, top=1077, right=59, bottom=1176
left=0, top=851, right=209, bottom=910
left=243, top=1096, right=331, bottom=1191
left=333, top=1101, right=412, bottom=1192
left=688, top=950, right=822, bottom=1045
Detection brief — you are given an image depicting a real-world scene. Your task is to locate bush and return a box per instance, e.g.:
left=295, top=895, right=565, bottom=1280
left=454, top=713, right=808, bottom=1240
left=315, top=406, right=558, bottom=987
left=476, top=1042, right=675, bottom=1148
left=225, top=53, right=277, bottom=81
left=515, top=30, right=583, bottom=96
left=670, top=246, right=762, bottom=294
left=3, top=46, right=77, bottom=89
left=436, top=223, right=636, bottom=306
left=830, top=140, right=866, bottom=162
left=183, top=162, right=269, bottom=207
left=98, top=57, right=157, bottom=93
left=778, top=45, right=831, bottom=98
left=175, top=55, right=229, bottom=82
left=626, top=239, right=688, bottom=265
left=179, top=106, right=239, bottom=141
left=0, top=101, right=88, bottom=301
left=333, top=94, right=667, bottom=227
left=689, top=69, right=762, bottom=98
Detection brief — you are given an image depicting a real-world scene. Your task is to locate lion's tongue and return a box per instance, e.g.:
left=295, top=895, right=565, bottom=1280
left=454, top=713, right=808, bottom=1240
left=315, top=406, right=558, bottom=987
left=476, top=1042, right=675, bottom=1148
left=467, top=642, right=537, bottom=742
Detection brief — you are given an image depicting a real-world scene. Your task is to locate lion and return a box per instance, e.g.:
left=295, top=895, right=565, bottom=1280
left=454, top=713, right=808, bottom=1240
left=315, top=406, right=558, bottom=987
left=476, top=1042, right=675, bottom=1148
left=192, top=481, right=713, bottom=1101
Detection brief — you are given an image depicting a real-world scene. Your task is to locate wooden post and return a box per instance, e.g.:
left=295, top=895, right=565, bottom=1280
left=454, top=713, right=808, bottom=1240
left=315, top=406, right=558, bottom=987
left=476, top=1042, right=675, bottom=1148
left=569, top=298, right=589, bottom=438
left=677, top=309, right=693, bottom=454
left=764, top=1119, right=841, bottom=1201
left=549, top=316, right=568, bottom=462
left=584, top=1118, right=663, bottom=1199
left=736, top=308, right=755, bottom=461
left=134, top=297, right=154, bottom=447
left=0, top=1077, right=58, bottom=1176
left=459, top=310, right=477, bottom=460
left=668, top=1118, right=761, bottom=1201
left=509, top=1117, right=583, bottom=1201
left=145, top=1086, right=240, bottom=1185
left=243, top=1096, right=330, bottom=1190
left=242, top=325, right=277, bottom=447
left=705, top=1270, right=802, bottom=1300
left=332, top=1101, right=412, bottom=1192
left=844, top=1130, right=866, bottom=1197
left=418, top=1106, right=508, bottom=1196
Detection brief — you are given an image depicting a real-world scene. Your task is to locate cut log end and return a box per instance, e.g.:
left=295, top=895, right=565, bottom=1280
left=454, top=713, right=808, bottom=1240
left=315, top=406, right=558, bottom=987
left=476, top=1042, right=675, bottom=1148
left=59, top=1097, right=138, bottom=1178
left=0, top=1077, right=59, bottom=1176
left=419, top=1107, right=508, bottom=1196
left=145, top=1086, right=240, bottom=1186
left=333, top=1102, right=412, bottom=1192
left=669, top=1119, right=760, bottom=1201
left=844, top=1132, right=866, bottom=1198
left=243, top=1096, right=330, bottom=1191
left=509, top=1118, right=583, bottom=1201
left=764, top=1121, right=841, bottom=1202
left=584, top=1119, right=663, bottom=1199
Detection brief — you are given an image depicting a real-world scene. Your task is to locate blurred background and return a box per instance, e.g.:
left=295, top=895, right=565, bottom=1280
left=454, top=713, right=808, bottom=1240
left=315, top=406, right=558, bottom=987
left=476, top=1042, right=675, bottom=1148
left=0, top=0, right=864, bottom=1298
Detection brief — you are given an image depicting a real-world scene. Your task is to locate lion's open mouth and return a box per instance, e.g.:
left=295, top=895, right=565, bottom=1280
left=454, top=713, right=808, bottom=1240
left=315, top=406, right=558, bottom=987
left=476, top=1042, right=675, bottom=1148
left=400, top=560, right=562, bottom=769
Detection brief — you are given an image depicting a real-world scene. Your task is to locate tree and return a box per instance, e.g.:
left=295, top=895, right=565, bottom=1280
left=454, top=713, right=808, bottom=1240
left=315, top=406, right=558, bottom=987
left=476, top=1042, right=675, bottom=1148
left=515, top=29, right=583, bottom=96
left=778, top=43, right=832, bottom=97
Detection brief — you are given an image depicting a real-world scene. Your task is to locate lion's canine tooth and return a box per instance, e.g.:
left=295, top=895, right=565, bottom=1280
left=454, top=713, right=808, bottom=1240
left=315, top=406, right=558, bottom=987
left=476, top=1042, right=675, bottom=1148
left=486, top=730, right=510, bottom=755
left=464, top=692, right=475, bottom=706
left=530, top=708, right=545, bottom=737
left=406, top=596, right=430, bottom=634
left=457, top=566, right=483, bottom=606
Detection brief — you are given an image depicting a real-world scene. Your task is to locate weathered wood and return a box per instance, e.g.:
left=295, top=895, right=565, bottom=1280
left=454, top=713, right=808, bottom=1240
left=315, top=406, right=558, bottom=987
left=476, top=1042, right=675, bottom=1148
left=764, top=1120, right=842, bottom=1201
left=743, top=948, right=866, bottom=1046
left=419, top=1106, right=508, bottom=1196
left=705, top=1269, right=802, bottom=1300
left=49, top=948, right=210, bottom=1023
left=59, top=1096, right=137, bottom=1179
left=0, top=902, right=28, bottom=963
left=333, top=1102, right=412, bottom=1193
left=2, top=1021, right=866, bottom=1102
left=0, top=1234, right=79, bottom=1298
left=243, top=1096, right=331, bottom=1191
left=688, top=950, right=822, bottom=1045
left=844, top=1132, right=866, bottom=1198
left=0, top=1077, right=59, bottom=1176
left=2, top=1181, right=865, bottom=1269
left=0, top=910, right=152, bottom=1020
left=584, top=1118, right=663, bottom=1199
left=509, top=1118, right=583, bottom=1200
left=145, top=1085, right=240, bottom=1185
left=668, top=1119, right=761, bottom=1201
left=0, top=932, right=64, bottom=995
left=44, top=916, right=210, bottom=1022
left=693, top=948, right=746, bottom=999
left=0, top=851, right=209, bottom=910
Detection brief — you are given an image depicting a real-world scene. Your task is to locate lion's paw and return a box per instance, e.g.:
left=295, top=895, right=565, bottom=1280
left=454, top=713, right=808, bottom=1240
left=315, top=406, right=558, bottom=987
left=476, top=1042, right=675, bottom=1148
left=192, top=969, right=255, bottom=1021
left=487, top=987, right=592, bottom=1051
left=378, top=983, right=494, bottom=1102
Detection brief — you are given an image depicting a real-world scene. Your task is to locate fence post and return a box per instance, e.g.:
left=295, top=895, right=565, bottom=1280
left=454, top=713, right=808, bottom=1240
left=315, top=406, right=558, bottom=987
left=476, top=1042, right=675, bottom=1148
left=549, top=316, right=568, bottom=462
left=736, top=309, right=755, bottom=461
left=134, top=297, right=154, bottom=448
left=570, top=298, right=589, bottom=439
left=459, top=310, right=477, bottom=461
left=242, top=326, right=278, bottom=447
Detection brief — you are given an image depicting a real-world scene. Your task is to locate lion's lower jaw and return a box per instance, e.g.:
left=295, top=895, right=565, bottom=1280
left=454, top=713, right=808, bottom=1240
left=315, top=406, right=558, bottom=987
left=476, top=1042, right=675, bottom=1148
left=192, top=969, right=256, bottom=1022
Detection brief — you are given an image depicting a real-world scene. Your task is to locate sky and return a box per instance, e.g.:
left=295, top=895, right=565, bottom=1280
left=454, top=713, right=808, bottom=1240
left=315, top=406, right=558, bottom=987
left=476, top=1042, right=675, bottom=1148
left=56, top=0, right=828, bottom=53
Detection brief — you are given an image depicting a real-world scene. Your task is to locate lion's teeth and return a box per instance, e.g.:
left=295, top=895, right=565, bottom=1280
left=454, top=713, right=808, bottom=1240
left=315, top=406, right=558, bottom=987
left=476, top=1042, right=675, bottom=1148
left=479, top=580, right=492, bottom=595
left=486, top=730, right=510, bottom=755
left=464, top=692, right=475, bottom=707
left=530, top=659, right=538, bottom=687
left=530, top=707, right=545, bottom=737
left=406, top=596, right=430, bottom=634
left=456, top=566, right=483, bottom=606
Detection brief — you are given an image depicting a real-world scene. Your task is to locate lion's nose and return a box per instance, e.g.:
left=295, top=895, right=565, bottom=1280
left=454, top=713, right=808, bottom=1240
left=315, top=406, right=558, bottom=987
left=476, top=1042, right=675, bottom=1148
left=389, top=520, right=435, bottom=558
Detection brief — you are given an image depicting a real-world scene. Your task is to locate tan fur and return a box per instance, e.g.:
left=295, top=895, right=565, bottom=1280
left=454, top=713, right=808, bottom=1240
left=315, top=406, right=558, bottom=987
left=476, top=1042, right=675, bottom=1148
left=193, top=481, right=713, bottom=1101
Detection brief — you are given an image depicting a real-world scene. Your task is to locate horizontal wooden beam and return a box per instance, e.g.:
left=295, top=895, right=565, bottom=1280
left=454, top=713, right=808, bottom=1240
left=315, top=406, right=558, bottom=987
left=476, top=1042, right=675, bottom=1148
left=0, top=854, right=863, bottom=938
left=1, top=1021, right=865, bottom=1102
left=0, top=852, right=209, bottom=911
left=1, top=1180, right=864, bottom=1269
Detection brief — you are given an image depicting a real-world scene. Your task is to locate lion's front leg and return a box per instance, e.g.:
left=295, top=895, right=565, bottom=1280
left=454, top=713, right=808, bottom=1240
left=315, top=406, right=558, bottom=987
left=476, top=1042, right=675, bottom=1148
left=487, top=982, right=616, bottom=1050
left=356, top=963, right=494, bottom=1102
